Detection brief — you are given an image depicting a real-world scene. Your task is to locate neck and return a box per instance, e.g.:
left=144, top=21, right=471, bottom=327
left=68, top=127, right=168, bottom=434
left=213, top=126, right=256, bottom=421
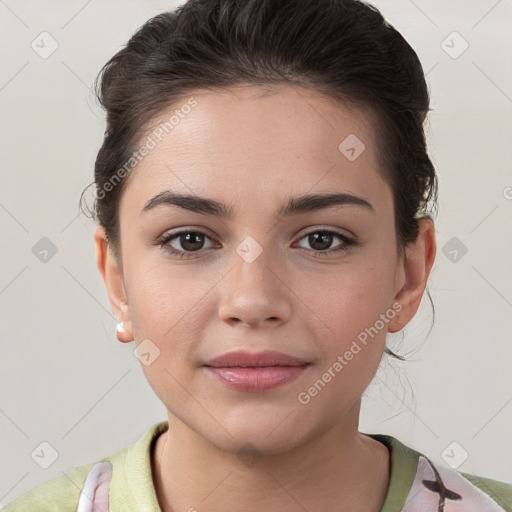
left=151, top=402, right=390, bottom=512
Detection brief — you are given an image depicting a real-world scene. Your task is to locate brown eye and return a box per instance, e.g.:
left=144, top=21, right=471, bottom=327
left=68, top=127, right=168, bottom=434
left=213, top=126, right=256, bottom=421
left=177, top=232, right=206, bottom=252
left=295, top=229, right=357, bottom=256
left=306, top=232, right=335, bottom=251
left=157, top=230, right=216, bottom=258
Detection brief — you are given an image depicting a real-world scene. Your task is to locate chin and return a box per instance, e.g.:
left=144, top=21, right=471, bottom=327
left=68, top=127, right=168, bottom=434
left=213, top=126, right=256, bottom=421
left=199, top=409, right=309, bottom=458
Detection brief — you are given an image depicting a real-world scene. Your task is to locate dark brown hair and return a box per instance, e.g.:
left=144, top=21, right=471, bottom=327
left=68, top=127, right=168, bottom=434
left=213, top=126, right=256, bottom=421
left=81, top=0, right=438, bottom=360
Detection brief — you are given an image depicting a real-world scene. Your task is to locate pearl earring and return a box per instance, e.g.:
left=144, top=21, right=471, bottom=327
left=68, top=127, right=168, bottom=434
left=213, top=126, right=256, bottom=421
left=116, top=321, right=125, bottom=333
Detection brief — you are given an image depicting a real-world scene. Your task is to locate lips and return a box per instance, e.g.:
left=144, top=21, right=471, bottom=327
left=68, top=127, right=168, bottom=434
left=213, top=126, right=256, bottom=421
left=203, top=350, right=310, bottom=392
left=203, top=350, right=309, bottom=368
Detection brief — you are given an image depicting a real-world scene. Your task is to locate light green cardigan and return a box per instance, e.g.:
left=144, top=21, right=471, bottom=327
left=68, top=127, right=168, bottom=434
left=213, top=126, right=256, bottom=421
left=3, top=421, right=511, bottom=511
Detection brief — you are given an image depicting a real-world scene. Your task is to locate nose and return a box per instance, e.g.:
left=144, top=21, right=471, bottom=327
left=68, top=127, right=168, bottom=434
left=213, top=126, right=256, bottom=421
left=217, top=239, right=292, bottom=329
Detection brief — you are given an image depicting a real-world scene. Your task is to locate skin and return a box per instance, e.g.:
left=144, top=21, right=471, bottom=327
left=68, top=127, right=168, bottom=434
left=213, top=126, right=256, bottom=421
left=94, top=84, right=436, bottom=512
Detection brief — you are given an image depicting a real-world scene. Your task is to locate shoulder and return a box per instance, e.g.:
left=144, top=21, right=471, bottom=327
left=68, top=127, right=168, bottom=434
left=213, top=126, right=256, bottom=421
left=2, top=421, right=167, bottom=512
left=407, top=454, right=511, bottom=511
left=1, top=462, right=97, bottom=511
left=459, top=471, right=512, bottom=510
left=368, top=433, right=511, bottom=512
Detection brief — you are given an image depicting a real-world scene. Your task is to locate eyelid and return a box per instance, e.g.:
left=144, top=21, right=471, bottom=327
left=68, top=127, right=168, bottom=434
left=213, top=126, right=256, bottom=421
left=158, top=225, right=355, bottom=244
left=294, top=225, right=356, bottom=241
left=156, top=227, right=219, bottom=247
left=159, top=229, right=356, bottom=262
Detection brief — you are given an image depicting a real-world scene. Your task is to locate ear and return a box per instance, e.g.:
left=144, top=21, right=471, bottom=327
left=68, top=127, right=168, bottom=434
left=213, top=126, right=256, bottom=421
left=93, top=226, right=134, bottom=343
left=388, top=218, right=436, bottom=333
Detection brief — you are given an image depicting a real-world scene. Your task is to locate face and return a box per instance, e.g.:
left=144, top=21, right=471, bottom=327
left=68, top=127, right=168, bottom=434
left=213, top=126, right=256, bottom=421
left=95, top=84, right=432, bottom=455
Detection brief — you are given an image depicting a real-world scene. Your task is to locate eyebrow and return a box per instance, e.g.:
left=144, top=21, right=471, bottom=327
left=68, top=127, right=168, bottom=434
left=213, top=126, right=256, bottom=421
left=140, top=191, right=375, bottom=217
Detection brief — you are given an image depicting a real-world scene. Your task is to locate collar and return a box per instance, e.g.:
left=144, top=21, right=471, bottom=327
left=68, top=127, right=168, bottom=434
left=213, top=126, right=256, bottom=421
left=102, top=421, right=420, bottom=511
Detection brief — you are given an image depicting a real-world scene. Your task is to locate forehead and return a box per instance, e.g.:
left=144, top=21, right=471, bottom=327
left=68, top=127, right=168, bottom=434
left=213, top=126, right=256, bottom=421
left=120, top=84, right=391, bottom=218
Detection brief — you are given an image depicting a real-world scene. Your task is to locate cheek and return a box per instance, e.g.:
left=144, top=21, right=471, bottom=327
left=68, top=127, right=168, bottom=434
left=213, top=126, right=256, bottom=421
left=126, top=263, right=207, bottom=405
left=126, top=258, right=213, bottom=352
left=298, top=257, right=396, bottom=344
left=296, top=270, right=393, bottom=415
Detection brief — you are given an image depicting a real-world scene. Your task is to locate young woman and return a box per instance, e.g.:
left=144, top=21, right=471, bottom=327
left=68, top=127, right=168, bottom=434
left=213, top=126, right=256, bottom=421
left=4, top=0, right=511, bottom=511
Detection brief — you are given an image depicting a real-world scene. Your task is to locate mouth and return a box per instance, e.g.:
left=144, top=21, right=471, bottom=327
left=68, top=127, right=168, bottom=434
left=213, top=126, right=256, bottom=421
left=203, top=350, right=311, bottom=392
left=203, top=349, right=309, bottom=368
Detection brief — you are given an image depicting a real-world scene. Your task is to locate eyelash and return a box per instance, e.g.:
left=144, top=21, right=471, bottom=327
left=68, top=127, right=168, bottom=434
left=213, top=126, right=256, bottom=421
left=155, top=228, right=358, bottom=259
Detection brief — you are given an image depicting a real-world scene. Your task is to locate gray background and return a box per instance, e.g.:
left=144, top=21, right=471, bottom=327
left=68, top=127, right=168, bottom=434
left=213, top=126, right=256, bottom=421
left=1, top=0, right=511, bottom=505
